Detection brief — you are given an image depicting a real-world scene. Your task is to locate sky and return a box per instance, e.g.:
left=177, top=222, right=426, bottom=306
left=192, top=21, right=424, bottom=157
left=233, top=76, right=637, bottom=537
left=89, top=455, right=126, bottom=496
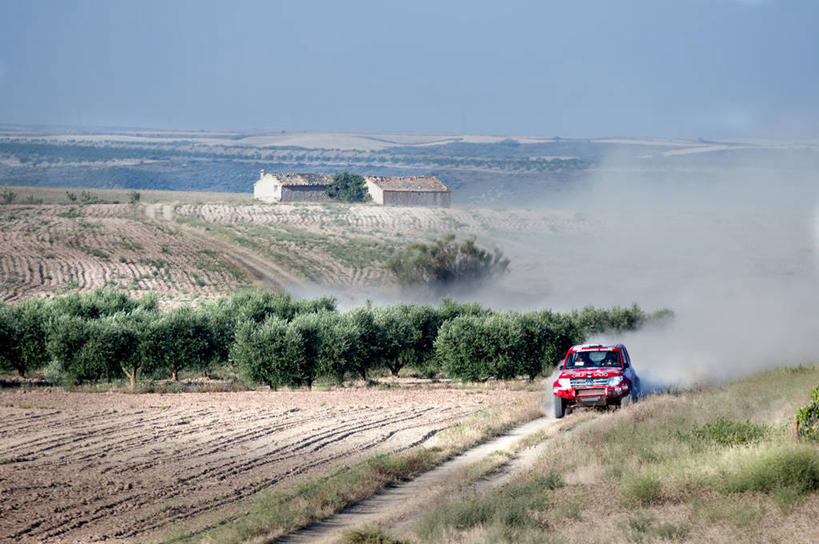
left=1, top=0, right=818, bottom=138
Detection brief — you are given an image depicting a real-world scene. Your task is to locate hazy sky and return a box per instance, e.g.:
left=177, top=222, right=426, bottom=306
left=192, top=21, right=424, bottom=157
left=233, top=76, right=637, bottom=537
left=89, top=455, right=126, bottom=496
left=1, top=0, right=817, bottom=138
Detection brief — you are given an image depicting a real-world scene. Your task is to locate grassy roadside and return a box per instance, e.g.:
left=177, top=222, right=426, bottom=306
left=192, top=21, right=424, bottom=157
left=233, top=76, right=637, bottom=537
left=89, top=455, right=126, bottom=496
left=159, top=392, right=542, bottom=544
left=393, top=365, right=819, bottom=544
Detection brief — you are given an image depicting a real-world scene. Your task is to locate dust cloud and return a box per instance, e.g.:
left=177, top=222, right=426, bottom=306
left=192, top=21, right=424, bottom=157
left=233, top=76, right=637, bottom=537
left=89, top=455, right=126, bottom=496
left=497, top=149, right=819, bottom=388
left=308, top=147, right=819, bottom=389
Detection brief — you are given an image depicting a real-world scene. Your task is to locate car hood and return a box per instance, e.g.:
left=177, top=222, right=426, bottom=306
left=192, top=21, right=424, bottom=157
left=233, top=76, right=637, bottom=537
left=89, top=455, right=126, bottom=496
left=558, top=368, right=622, bottom=380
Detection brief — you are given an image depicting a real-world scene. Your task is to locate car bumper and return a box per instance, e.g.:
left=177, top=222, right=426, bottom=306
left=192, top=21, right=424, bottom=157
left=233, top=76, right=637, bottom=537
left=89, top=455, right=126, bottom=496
left=553, top=385, right=629, bottom=405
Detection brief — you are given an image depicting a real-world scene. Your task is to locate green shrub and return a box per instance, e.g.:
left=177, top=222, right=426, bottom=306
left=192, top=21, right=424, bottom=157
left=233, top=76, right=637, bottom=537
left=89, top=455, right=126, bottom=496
left=342, top=526, right=403, bottom=544
left=285, top=312, right=326, bottom=388
left=796, top=385, right=819, bottom=441
left=85, top=312, right=146, bottom=389
left=386, top=234, right=508, bottom=294
left=0, top=287, right=664, bottom=389
left=144, top=306, right=214, bottom=381
left=623, top=474, right=662, bottom=505
left=0, top=299, right=50, bottom=377
left=417, top=473, right=554, bottom=540
left=47, top=314, right=123, bottom=384
left=229, top=288, right=336, bottom=323
left=325, top=172, right=371, bottom=203
left=691, top=417, right=769, bottom=446
left=344, top=307, right=379, bottom=381
left=1, top=188, right=16, bottom=204
left=569, top=304, right=672, bottom=335
left=722, top=446, right=819, bottom=498
left=49, top=288, right=150, bottom=319
left=371, top=306, right=415, bottom=376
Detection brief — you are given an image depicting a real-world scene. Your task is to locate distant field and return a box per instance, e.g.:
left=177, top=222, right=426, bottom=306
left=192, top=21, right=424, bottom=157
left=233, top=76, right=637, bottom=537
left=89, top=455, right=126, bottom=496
left=0, top=185, right=253, bottom=205
left=0, top=187, right=586, bottom=302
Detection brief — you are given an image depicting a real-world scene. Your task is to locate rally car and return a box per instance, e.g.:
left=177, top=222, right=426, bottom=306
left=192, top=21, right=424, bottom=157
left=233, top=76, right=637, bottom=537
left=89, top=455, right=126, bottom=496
left=551, top=343, right=640, bottom=418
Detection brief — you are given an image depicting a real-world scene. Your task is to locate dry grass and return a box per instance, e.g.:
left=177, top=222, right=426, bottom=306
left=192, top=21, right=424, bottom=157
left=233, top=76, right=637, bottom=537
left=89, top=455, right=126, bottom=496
left=403, top=365, right=819, bottom=543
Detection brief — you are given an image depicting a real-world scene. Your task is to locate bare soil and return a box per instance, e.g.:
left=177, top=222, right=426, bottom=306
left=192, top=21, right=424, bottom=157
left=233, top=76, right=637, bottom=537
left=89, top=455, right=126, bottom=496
left=0, top=386, right=538, bottom=543
left=0, top=203, right=253, bottom=303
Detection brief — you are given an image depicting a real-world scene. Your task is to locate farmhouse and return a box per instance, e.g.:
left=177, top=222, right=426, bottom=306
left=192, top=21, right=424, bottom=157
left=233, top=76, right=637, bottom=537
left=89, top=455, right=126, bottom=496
left=364, top=176, right=451, bottom=207
left=253, top=171, right=333, bottom=203
left=253, top=171, right=451, bottom=207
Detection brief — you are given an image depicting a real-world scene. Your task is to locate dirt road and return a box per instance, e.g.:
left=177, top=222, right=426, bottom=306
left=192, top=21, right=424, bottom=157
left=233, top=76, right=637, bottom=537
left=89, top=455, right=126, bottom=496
left=278, top=416, right=559, bottom=544
left=143, top=202, right=306, bottom=292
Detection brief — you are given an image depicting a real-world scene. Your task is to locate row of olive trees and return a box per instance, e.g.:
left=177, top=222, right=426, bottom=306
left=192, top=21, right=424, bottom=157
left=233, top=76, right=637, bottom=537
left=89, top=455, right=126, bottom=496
left=218, top=302, right=666, bottom=386
left=435, top=311, right=582, bottom=381
left=232, top=303, right=466, bottom=389
left=0, top=288, right=668, bottom=388
left=0, top=289, right=336, bottom=387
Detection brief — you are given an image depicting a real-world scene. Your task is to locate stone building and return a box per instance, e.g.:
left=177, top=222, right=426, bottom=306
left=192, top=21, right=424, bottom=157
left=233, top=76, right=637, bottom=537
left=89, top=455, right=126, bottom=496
left=253, top=171, right=450, bottom=207
left=253, top=171, right=333, bottom=203
left=364, top=176, right=451, bottom=207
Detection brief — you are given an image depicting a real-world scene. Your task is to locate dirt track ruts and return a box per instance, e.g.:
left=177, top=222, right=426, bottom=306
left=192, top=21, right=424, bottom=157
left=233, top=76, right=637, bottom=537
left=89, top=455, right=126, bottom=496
left=278, top=416, right=559, bottom=544
left=144, top=202, right=305, bottom=292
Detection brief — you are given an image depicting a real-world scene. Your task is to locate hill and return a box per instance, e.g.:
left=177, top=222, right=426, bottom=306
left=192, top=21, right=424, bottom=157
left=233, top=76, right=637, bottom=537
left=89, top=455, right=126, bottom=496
left=0, top=187, right=587, bottom=304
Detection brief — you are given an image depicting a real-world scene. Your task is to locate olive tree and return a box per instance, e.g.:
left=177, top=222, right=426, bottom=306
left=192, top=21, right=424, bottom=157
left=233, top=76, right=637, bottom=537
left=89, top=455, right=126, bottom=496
left=285, top=312, right=325, bottom=388
left=86, top=313, right=144, bottom=389
left=372, top=306, right=415, bottom=377
left=435, top=314, right=523, bottom=381
left=345, top=307, right=379, bottom=381
left=231, top=317, right=294, bottom=389
left=0, top=299, right=50, bottom=377
left=145, top=306, right=214, bottom=381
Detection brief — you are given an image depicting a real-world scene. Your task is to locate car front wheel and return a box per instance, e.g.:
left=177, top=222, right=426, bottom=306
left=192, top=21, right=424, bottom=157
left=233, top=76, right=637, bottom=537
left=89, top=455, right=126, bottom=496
left=554, top=396, right=566, bottom=419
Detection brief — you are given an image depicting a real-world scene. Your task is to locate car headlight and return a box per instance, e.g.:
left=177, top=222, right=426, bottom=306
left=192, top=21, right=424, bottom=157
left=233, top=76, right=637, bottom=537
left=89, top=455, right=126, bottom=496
left=558, top=378, right=571, bottom=389
left=608, top=376, right=623, bottom=387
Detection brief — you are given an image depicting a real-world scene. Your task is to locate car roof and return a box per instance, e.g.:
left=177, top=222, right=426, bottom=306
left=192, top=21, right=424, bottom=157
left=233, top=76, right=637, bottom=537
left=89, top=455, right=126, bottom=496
left=568, top=343, right=624, bottom=352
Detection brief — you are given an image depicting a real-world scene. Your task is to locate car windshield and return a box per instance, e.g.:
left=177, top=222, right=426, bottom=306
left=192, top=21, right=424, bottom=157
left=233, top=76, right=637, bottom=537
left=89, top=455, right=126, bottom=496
left=565, top=350, right=621, bottom=369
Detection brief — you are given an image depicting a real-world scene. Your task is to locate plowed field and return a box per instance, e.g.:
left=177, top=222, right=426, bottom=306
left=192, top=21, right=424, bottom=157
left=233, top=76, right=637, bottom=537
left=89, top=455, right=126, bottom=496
left=0, top=203, right=252, bottom=303
left=0, top=386, right=538, bottom=543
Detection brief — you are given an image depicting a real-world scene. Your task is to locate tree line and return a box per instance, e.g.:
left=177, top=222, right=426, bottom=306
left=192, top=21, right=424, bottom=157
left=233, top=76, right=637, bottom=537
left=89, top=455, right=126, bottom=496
left=0, top=288, right=670, bottom=389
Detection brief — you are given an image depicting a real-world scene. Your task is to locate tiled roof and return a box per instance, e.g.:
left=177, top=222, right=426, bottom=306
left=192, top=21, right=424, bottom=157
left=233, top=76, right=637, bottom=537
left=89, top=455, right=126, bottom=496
left=267, top=173, right=334, bottom=187
left=365, top=176, right=449, bottom=192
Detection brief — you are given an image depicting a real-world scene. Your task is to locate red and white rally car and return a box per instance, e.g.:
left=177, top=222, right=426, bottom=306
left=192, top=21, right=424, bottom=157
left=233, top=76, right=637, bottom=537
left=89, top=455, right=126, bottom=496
left=551, top=343, right=641, bottom=418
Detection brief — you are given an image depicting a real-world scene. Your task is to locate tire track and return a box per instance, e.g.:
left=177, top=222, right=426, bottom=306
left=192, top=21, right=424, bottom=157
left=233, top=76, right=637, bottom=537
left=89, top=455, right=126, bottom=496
left=279, top=416, right=559, bottom=544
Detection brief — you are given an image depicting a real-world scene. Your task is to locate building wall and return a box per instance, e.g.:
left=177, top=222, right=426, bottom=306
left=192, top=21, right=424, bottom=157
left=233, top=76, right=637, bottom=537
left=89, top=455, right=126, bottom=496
left=253, top=177, right=281, bottom=203
left=256, top=174, right=450, bottom=206
left=280, top=186, right=331, bottom=202
left=365, top=180, right=385, bottom=204
left=381, top=190, right=451, bottom=207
